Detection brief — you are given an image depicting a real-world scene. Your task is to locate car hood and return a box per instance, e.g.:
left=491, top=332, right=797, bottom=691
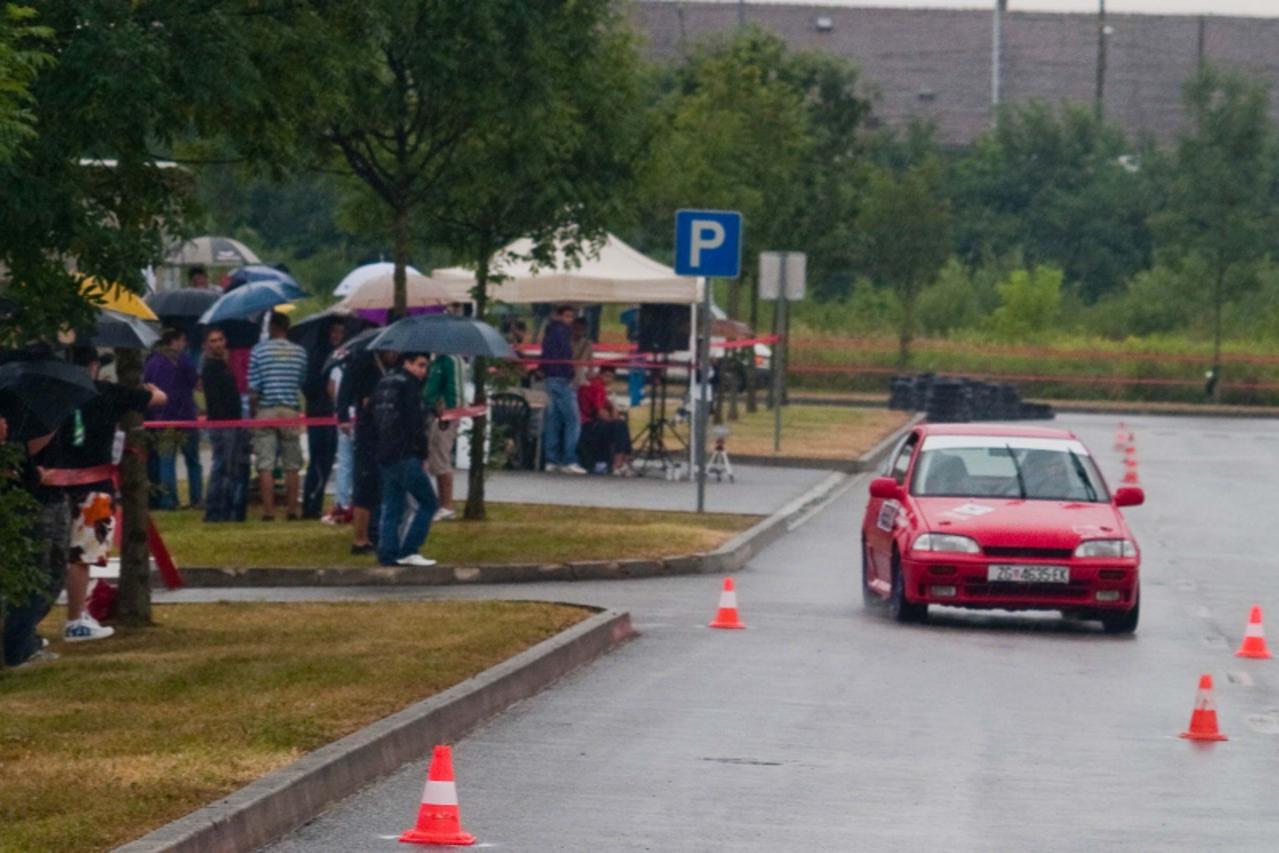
left=912, top=496, right=1126, bottom=549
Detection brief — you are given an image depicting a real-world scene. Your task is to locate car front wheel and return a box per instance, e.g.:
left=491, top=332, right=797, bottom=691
left=1099, top=588, right=1140, bottom=635
left=889, top=551, right=928, bottom=624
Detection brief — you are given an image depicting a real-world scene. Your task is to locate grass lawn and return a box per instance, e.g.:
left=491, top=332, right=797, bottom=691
left=0, top=601, right=589, bottom=853
left=721, top=405, right=911, bottom=460
left=154, top=502, right=757, bottom=569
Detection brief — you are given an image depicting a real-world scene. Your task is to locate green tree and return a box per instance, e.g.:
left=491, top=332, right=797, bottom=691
left=0, top=3, right=49, bottom=164
left=949, top=102, right=1154, bottom=302
left=427, top=1, right=644, bottom=520
left=855, top=159, right=952, bottom=365
left=988, top=266, right=1064, bottom=341
left=1152, top=66, right=1277, bottom=386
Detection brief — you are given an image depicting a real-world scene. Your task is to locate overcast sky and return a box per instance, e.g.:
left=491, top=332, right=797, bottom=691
left=669, top=1, right=1276, bottom=18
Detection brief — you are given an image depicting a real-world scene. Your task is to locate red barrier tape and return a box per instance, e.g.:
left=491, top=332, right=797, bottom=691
left=143, top=405, right=488, bottom=430
left=788, top=364, right=1279, bottom=391
left=790, top=338, right=1279, bottom=368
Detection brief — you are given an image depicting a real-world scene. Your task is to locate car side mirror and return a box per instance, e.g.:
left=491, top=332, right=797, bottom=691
left=869, top=476, right=903, bottom=501
left=1114, top=486, right=1144, bottom=508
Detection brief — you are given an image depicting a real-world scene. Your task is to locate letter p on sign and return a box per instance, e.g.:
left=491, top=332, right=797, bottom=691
left=675, top=209, right=742, bottom=278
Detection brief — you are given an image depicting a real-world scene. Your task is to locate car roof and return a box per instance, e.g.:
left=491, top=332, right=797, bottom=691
left=916, top=423, right=1078, bottom=440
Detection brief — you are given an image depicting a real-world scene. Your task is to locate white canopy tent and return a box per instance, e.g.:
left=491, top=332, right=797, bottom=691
left=431, top=233, right=703, bottom=305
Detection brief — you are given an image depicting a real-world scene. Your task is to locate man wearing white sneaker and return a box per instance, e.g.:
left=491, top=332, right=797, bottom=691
left=539, top=305, right=586, bottom=475
left=372, top=352, right=439, bottom=568
left=58, top=347, right=166, bottom=643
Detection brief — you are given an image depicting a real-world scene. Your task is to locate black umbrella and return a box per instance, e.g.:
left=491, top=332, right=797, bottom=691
left=145, top=287, right=220, bottom=320
left=321, top=326, right=383, bottom=374
left=368, top=315, right=514, bottom=359
left=90, top=310, right=160, bottom=350
left=0, top=358, right=99, bottom=440
left=289, top=309, right=375, bottom=353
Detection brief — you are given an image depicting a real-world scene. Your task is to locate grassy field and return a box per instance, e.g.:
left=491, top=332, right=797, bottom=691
left=721, top=404, right=911, bottom=460
left=154, top=502, right=757, bottom=569
left=0, top=601, right=589, bottom=853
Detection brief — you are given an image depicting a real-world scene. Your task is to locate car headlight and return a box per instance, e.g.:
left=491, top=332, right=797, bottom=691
left=913, top=533, right=980, bottom=554
left=1074, top=539, right=1137, bottom=558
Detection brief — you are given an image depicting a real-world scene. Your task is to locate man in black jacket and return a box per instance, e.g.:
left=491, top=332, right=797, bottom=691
left=372, top=352, right=438, bottom=567
left=202, top=328, right=246, bottom=522
left=301, top=319, right=345, bottom=518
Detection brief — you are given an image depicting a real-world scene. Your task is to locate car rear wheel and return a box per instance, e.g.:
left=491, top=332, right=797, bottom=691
left=889, top=551, right=928, bottom=624
left=1099, top=589, right=1140, bottom=635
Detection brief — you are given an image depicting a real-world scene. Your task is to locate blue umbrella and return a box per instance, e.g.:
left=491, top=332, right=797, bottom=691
left=369, top=314, right=514, bottom=359
left=225, top=264, right=302, bottom=293
left=199, top=280, right=303, bottom=325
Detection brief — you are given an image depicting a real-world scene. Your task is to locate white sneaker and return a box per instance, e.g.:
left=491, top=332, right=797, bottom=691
left=544, top=464, right=561, bottom=473
left=561, top=463, right=587, bottom=475
left=433, top=507, right=456, bottom=522
left=63, top=616, right=115, bottom=643
left=396, top=554, right=438, bottom=567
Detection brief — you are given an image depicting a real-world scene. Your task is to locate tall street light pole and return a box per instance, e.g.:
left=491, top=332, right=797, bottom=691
left=991, top=0, right=1005, bottom=125
left=1095, top=0, right=1108, bottom=120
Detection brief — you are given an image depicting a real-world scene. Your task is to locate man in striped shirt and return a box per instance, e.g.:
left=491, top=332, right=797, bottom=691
left=248, top=312, right=308, bottom=520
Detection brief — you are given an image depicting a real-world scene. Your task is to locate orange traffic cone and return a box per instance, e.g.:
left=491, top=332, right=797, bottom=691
left=1179, top=674, right=1228, bottom=742
left=1113, top=422, right=1127, bottom=450
left=400, top=745, right=476, bottom=846
left=709, top=577, right=746, bottom=629
left=1235, top=606, right=1272, bottom=659
left=1121, top=466, right=1140, bottom=485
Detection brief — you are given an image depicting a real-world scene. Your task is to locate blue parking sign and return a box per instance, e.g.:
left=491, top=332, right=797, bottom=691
left=674, top=210, right=743, bottom=278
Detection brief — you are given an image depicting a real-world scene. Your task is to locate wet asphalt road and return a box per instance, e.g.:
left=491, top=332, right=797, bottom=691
left=257, top=413, right=1279, bottom=852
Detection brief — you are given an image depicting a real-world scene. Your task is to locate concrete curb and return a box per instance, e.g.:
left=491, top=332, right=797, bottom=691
left=115, top=607, right=634, bottom=853
left=790, top=393, right=1279, bottom=420
left=168, top=452, right=903, bottom=590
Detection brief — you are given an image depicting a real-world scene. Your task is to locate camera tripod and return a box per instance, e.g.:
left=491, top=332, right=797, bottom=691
left=630, top=359, right=687, bottom=478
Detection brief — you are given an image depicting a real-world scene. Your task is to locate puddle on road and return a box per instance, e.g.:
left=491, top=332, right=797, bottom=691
left=1245, top=713, right=1279, bottom=735
left=1226, top=671, right=1255, bottom=687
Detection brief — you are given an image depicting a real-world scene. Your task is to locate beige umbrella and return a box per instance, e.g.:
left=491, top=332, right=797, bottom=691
left=165, top=236, right=260, bottom=267
left=338, top=271, right=452, bottom=310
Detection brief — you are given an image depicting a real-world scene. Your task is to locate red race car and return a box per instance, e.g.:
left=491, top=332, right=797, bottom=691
left=861, top=424, right=1143, bottom=633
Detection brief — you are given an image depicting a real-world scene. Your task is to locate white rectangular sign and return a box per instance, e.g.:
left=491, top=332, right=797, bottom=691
left=758, top=251, right=806, bottom=301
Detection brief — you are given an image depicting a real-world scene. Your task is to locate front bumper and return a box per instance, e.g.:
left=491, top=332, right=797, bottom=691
left=902, top=553, right=1139, bottom=611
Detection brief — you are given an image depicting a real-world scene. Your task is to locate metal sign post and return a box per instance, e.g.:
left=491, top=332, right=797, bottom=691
left=759, top=252, right=806, bottom=454
left=674, top=210, right=743, bottom=513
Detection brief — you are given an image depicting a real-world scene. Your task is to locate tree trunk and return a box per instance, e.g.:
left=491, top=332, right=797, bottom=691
left=115, top=348, right=152, bottom=626
left=464, top=254, right=492, bottom=521
left=392, top=205, right=409, bottom=320
left=898, top=284, right=917, bottom=368
left=1212, top=267, right=1224, bottom=401
left=746, top=274, right=759, bottom=414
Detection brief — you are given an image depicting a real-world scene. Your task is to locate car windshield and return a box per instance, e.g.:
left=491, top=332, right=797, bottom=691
left=910, top=436, right=1109, bottom=502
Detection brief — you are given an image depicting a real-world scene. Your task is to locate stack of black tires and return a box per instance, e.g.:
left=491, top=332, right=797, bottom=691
left=888, top=374, right=1054, bottom=423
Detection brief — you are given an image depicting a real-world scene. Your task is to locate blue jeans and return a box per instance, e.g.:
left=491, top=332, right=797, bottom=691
left=334, top=430, right=354, bottom=508
left=542, top=377, right=581, bottom=467
left=204, top=428, right=246, bottom=522
left=156, top=428, right=203, bottom=509
left=3, top=498, right=68, bottom=666
left=377, top=458, right=438, bottom=566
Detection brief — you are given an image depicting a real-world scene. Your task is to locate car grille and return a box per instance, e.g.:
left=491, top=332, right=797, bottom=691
left=983, top=546, right=1074, bottom=559
left=964, top=581, right=1092, bottom=599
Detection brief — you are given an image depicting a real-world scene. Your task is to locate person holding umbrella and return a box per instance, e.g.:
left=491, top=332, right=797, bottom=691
left=0, top=346, right=99, bottom=667
left=300, top=319, right=345, bottom=519
left=371, top=352, right=437, bottom=567
left=144, top=328, right=203, bottom=510
left=54, top=347, right=166, bottom=642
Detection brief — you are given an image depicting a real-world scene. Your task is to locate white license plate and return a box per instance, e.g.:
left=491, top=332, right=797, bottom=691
left=987, top=564, right=1070, bottom=584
